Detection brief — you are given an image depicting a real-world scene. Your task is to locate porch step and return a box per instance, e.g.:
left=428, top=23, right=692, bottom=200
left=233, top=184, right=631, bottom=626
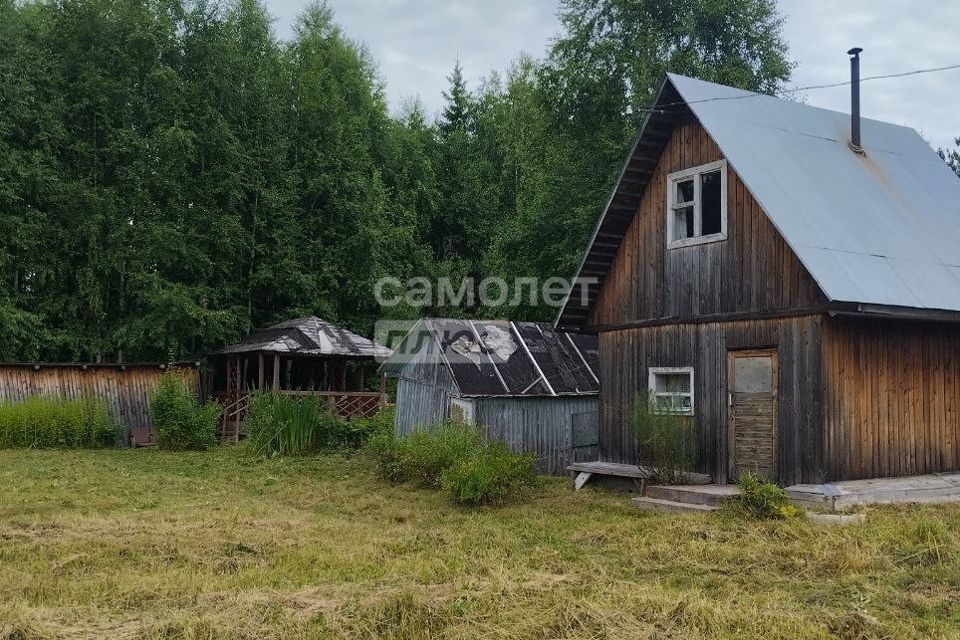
left=645, top=484, right=740, bottom=507
left=632, top=496, right=718, bottom=514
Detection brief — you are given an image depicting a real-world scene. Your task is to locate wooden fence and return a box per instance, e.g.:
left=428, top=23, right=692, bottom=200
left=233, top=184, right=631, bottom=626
left=0, top=363, right=200, bottom=446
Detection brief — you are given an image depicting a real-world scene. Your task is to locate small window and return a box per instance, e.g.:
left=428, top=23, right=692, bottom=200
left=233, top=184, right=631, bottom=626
left=648, top=367, right=694, bottom=415
left=666, top=160, right=727, bottom=248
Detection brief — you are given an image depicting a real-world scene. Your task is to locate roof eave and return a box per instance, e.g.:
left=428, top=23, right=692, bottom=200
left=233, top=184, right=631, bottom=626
left=554, top=75, right=679, bottom=330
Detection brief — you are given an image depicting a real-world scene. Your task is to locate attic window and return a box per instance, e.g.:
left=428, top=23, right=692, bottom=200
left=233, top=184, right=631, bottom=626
left=666, top=160, right=727, bottom=248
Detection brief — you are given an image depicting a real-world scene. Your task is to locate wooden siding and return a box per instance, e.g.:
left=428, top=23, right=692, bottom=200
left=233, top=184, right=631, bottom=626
left=590, top=119, right=825, bottom=328
left=476, top=396, right=599, bottom=475
left=822, top=317, right=960, bottom=480
left=0, top=364, right=199, bottom=443
left=598, top=316, right=824, bottom=485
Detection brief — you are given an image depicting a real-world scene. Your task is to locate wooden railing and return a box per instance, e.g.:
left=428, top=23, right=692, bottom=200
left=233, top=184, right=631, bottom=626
left=215, top=390, right=387, bottom=441
left=275, top=390, right=387, bottom=419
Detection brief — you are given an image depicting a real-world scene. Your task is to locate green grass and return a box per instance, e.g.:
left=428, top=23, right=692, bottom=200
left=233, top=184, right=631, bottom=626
left=1, top=449, right=959, bottom=639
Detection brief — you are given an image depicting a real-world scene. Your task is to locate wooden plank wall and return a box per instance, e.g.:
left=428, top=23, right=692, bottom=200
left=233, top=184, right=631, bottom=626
left=822, top=317, right=960, bottom=479
left=590, top=118, right=825, bottom=328
left=477, top=396, right=599, bottom=475
left=598, top=316, right=825, bottom=485
left=0, top=365, right=199, bottom=442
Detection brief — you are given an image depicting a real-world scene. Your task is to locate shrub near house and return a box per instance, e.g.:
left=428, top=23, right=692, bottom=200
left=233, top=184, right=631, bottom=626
left=369, top=422, right=537, bottom=506
left=149, top=373, right=219, bottom=450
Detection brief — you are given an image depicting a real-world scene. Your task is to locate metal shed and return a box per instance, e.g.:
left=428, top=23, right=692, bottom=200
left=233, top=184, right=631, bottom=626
left=380, top=318, right=600, bottom=475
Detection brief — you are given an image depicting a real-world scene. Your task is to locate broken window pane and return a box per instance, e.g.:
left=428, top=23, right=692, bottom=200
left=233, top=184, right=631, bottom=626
left=701, top=169, right=722, bottom=235
left=675, top=179, right=694, bottom=204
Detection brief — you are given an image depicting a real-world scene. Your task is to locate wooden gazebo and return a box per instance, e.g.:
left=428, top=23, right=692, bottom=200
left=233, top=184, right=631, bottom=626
left=210, top=316, right=391, bottom=439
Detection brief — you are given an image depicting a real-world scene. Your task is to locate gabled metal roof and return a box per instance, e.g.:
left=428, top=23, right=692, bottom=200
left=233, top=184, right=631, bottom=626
left=380, top=318, right=599, bottom=398
left=557, top=73, right=960, bottom=328
left=215, top=316, right=391, bottom=358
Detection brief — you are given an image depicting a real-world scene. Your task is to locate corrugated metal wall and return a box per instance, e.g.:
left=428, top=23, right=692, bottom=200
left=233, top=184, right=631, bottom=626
left=476, top=396, right=598, bottom=475
left=395, top=378, right=453, bottom=436
left=0, top=364, right=199, bottom=444
left=391, top=348, right=599, bottom=476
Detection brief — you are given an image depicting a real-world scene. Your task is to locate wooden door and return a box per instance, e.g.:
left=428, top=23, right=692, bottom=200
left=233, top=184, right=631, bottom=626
left=728, top=349, right=778, bottom=482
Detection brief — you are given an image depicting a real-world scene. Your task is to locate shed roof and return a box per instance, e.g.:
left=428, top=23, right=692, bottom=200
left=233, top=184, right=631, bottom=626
left=557, top=73, right=960, bottom=328
left=215, top=316, right=391, bottom=358
left=380, top=318, right=599, bottom=397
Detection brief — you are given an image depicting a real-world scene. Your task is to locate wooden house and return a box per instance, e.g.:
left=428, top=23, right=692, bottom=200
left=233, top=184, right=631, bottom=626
left=209, top=316, right=391, bottom=437
left=380, top=318, right=600, bottom=474
left=556, top=72, right=960, bottom=486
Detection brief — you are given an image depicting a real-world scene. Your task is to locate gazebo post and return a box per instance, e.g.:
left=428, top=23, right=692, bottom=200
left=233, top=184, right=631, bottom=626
left=257, top=353, right=264, bottom=390
left=339, top=360, right=347, bottom=391
left=273, top=353, right=280, bottom=391
left=359, top=362, right=366, bottom=391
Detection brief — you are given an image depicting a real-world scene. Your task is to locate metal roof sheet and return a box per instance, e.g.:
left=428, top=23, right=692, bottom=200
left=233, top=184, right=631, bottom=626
left=671, top=73, right=960, bottom=312
left=556, top=73, right=960, bottom=327
left=380, top=318, right=599, bottom=397
left=215, top=316, right=391, bottom=358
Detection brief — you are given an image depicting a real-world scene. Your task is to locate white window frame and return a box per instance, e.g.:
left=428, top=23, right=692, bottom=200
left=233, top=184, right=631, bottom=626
left=666, top=159, right=728, bottom=249
left=648, top=367, right=695, bottom=416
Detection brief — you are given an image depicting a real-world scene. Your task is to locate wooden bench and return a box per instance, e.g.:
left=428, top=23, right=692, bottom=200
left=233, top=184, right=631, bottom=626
left=566, top=461, right=711, bottom=491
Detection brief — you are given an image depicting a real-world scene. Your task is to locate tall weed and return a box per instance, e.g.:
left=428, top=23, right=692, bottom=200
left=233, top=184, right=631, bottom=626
left=0, top=396, right=120, bottom=449
left=245, top=394, right=390, bottom=456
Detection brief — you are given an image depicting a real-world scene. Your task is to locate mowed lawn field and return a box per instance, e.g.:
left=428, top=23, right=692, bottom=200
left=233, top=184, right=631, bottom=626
left=1, top=449, right=959, bottom=640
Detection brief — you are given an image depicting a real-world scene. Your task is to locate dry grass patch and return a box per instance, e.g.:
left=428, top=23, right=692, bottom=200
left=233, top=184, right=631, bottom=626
left=1, top=448, right=959, bottom=639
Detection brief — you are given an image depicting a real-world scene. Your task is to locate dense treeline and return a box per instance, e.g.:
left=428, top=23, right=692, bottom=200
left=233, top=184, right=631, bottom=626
left=0, top=0, right=792, bottom=361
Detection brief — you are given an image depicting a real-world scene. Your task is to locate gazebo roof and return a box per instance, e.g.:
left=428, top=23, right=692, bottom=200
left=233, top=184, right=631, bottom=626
left=215, top=316, right=391, bottom=359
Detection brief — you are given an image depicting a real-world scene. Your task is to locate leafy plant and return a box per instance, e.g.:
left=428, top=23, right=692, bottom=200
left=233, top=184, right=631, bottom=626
left=0, top=396, right=120, bottom=449
left=150, top=373, right=218, bottom=451
left=631, top=393, right=697, bottom=485
left=440, top=442, right=536, bottom=506
left=732, top=472, right=800, bottom=519
left=370, top=422, right=483, bottom=488
left=368, top=422, right=536, bottom=506
left=343, top=406, right=396, bottom=449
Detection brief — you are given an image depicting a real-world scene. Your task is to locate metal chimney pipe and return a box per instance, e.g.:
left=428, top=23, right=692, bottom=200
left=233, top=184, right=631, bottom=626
left=848, top=47, right=863, bottom=151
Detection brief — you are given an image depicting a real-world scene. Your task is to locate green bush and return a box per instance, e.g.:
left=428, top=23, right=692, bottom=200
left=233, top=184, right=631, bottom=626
left=342, top=405, right=396, bottom=449
left=368, top=422, right=536, bottom=505
left=441, top=442, right=536, bottom=506
left=731, top=472, right=800, bottom=519
left=0, top=396, right=120, bottom=449
left=150, top=373, right=218, bottom=450
left=371, top=422, right=483, bottom=488
left=631, top=393, right=698, bottom=485
left=245, top=394, right=391, bottom=457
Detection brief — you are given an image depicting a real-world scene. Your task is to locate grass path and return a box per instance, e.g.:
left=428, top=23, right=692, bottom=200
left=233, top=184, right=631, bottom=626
left=1, top=448, right=959, bottom=639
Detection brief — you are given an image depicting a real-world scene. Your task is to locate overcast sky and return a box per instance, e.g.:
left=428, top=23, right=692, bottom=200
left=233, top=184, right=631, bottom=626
left=265, top=0, right=959, bottom=151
